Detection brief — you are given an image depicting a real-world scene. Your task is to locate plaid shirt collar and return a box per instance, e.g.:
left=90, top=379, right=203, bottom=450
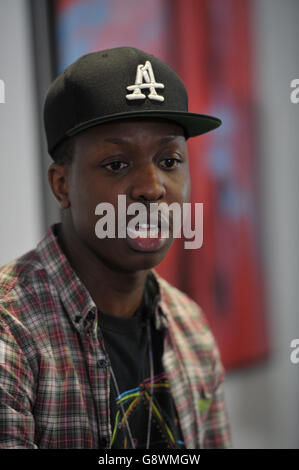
left=35, top=223, right=168, bottom=331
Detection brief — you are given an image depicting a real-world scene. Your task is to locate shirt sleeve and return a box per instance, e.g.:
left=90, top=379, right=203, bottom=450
left=0, top=315, right=37, bottom=448
left=202, top=348, right=233, bottom=449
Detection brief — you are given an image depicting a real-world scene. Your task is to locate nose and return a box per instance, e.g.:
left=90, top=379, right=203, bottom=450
left=129, top=163, right=166, bottom=203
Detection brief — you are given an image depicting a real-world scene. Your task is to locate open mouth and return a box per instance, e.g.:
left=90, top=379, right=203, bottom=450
left=126, top=211, right=172, bottom=239
left=127, top=223, right=161, bottom=239
left=125, top=218, right=171, bottom=252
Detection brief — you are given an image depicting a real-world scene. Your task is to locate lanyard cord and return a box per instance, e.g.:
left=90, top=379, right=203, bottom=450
left=109, top=317, right=154, bottom=449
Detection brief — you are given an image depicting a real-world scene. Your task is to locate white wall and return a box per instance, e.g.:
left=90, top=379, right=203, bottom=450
left=224, top=0, right=299, bottom=449
left=0, top=0, right=43, bottom=266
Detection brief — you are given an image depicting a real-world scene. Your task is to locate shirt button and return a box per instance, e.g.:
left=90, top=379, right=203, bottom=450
left=86, top=311, right=95, bottom=322
left=98, top=359, right=109, bottom=368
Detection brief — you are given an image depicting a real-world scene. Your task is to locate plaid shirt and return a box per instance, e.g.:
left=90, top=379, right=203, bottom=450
left=0, top=224, right=232, bottom=449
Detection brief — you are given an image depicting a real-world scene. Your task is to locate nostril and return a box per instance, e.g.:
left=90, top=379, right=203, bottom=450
left=139, top=193, right=163, bottom=203
left=130, top=180, right=166, bottom=202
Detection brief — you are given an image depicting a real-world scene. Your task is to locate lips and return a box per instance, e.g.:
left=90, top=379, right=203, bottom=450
left=125, top=220, right=170, bottom=252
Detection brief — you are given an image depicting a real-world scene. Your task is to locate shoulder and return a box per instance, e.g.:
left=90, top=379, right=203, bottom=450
left=154, top=270, right=211, bottom=334
left=0, top=248, right=47, bottom=318
left=0, top=249, right=40, bottom=288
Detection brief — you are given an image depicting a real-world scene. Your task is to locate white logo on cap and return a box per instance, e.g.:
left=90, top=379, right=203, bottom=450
left=126, top=61, right=164, bottom=102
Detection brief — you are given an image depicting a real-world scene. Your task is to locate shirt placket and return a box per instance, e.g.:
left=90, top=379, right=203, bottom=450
left=79, top=311, right=112, bottom=449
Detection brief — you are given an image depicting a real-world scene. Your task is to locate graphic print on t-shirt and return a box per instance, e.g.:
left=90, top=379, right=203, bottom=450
left=98, top=272, right=185, bottom=449
left=110, top=371, right=185, bottom=449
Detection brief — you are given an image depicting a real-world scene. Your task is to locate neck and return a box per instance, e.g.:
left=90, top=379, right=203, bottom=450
left=56, top=220, right=149, bottom=318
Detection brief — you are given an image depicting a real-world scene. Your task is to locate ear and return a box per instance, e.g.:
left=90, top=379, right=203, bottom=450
left=48, top=163, right=70, bottom=209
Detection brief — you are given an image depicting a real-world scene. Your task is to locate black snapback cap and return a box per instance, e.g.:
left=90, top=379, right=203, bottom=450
left=44, top=46, right=221, bottom=156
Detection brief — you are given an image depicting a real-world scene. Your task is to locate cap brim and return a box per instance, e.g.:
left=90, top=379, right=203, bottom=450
left=66, top=110, right=221, bottom=139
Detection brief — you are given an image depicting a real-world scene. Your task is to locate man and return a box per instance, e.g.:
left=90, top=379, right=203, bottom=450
left=0, top=47, right=232, bottom=449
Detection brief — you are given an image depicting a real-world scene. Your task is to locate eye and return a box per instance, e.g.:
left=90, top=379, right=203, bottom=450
left=103, top=161, right=129, bottom=173
left=160, top=157, right=182, bottom=170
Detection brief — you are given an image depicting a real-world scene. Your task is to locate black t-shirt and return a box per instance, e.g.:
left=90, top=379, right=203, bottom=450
left=98, top=276, right=185, bottom=449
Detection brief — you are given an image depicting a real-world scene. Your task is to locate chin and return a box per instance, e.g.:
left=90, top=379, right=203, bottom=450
left=93, top=237, right=173, bottom=272
left=120, top=250, right=168, bottom=272
left=103, top=247, right=170, bottom=273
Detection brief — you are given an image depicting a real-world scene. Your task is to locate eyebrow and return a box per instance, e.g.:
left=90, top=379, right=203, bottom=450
left=104, top=136, right=178, bottom=145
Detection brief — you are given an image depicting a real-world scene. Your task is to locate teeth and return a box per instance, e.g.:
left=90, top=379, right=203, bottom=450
left=127, top=225, right=160, bottom=238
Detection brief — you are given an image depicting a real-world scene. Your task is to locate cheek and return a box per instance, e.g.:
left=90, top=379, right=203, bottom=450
left=174, top=168, right=191, bottom=204
left=183, top=176, right=191, bottom=203
left=184, top=162, right=191, bottom=200
left=69, top=169, right=100, bottom=213
left=68, top=172, right=122, bottom=245
left=68, top=170, right=99, bottom=234
left=71, top=187, right=89, bottom=211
